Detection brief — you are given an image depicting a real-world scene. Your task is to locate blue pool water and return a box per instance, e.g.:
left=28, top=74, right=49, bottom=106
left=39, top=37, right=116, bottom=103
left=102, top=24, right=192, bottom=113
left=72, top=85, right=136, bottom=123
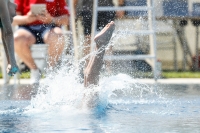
left=0, top=71, right=200, bottom=132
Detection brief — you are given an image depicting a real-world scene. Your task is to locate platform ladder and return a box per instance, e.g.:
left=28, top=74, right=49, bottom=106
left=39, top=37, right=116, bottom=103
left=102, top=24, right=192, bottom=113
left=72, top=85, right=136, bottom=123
left=91, top=0, right=158, bottom=80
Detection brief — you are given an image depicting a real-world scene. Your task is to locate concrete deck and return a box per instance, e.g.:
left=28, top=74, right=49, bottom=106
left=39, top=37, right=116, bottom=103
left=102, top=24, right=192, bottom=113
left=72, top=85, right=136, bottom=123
left=0, top=78, right=200, bottom=85
left=0, top=78, right=200, bottom=101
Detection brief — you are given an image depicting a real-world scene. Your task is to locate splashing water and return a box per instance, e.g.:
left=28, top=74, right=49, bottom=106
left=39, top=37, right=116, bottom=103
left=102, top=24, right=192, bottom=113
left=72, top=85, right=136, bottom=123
left=25, top=63, right=158, bottom=116
left=23, top=30, right=160, bottom=115
left=1, top=31, right=200, bottom=133
left=2, top=24, right=164, bottom=117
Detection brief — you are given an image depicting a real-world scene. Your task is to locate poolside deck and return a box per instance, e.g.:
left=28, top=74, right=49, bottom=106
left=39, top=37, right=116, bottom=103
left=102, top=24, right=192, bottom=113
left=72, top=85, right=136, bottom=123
left=0, top=78, right=200, bottom=101
left=1, top=78, right=200, bottom=85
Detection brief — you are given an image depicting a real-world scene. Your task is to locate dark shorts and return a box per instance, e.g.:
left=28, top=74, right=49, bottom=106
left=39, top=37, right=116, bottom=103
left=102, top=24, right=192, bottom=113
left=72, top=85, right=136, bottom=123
left=81, top=11, right=115, bottom=35
left=18, top=24, right=56, bottom=44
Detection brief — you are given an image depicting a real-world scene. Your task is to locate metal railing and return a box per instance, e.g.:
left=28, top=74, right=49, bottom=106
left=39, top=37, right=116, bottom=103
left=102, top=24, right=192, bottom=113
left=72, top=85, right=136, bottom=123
left=91, top=0, right=158, bottom=80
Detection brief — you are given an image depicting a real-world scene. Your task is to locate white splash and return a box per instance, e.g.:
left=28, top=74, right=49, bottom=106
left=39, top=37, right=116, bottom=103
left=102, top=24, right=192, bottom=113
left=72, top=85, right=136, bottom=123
left=24, top=61, right=157, bottom=116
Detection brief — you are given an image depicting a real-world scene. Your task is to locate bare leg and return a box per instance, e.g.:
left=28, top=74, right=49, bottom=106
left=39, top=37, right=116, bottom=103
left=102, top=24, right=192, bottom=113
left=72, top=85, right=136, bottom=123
left=14, top=29, right=37, bottom=69
left=44, top=27, right=65, bottom=67
left=105, top=45, right=113, bottom=73
left=84, top=21, right=115, bottom=87
left=83, top=35, right=91, bottom=67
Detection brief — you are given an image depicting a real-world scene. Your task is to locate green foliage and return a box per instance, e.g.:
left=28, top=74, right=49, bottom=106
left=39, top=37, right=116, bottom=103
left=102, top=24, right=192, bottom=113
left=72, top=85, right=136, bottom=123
left=162, top=71, right=200, bottom=78
left=0, top=72, right=31, bottom=79
left=0, top=71, right=200, bottom=79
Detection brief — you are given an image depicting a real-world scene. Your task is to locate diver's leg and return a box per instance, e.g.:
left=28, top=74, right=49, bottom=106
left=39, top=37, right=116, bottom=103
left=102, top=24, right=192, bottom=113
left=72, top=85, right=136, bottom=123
left=14, top=29, right=36, bottom=70
left=84, top=21, right=115, bottom=87
left=43, top=27, right=65, bottom=67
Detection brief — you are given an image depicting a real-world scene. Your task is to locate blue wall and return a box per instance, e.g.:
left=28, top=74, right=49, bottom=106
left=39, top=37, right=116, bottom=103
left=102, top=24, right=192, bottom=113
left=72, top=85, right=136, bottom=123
left=163, top=0, right=188, bottom=17
left=125, top=0, right=189, bottom=17
left=125, top=0, right=147, bottom=17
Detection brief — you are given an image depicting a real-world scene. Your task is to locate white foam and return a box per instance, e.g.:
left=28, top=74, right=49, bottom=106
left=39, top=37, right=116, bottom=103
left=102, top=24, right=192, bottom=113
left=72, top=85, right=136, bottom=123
left=25, top=63, right=157, bottom=115
left=24, top=31, right=157, bottom=115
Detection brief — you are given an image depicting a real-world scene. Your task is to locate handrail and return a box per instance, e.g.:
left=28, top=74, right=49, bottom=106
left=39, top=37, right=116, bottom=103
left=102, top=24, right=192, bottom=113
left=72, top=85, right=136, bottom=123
left=91, top=0, right=158, bottom=80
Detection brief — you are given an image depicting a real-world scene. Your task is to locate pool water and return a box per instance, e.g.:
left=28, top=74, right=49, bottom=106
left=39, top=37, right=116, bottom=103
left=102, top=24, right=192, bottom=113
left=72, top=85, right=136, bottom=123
left=0, top=72, right=200, bottom=132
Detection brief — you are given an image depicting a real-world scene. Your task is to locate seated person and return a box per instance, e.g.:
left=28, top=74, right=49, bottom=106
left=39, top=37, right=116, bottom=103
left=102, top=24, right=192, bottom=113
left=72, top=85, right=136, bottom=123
left=84, top=21, right=115, bottom=87
left=0, top=0, right=19, bottom=76
left=13, top=0, right=69, bottom=84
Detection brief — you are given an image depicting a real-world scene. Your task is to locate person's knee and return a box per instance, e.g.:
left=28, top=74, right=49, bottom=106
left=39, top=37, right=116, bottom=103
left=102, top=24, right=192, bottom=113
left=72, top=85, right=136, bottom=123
left=52, top=27, right=63, bottom=35
left=14, top=35, right=27, bottom=48
left=49, top=27, right=63, bottom=37
left=14, top=33, right=34, bottom=45
left=14, top=35, right=34, bottom=54
left=45, top=29, right=65, bottom=46
left=14, top=29, right=35, bottom=45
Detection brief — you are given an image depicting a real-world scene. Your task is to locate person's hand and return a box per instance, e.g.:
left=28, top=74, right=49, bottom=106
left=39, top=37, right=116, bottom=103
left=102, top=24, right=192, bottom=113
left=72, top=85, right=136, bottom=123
left=36, top=10, right=53, bottom=24
left=26, top=11, right=37, bottom=24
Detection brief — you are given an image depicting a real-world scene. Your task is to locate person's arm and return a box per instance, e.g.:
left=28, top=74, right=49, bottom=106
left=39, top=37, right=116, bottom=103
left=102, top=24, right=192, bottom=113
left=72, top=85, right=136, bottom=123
left=13, top=0, right=37, bottom=26
left=55, top=0, right=70, bottom=26
left=36, top=0, right=69, bottom=26
left=12, top=12, right=37, bottom=25
left=50, top=15, right=69, bottom=26
left=36, top=10, right=69, bottom=26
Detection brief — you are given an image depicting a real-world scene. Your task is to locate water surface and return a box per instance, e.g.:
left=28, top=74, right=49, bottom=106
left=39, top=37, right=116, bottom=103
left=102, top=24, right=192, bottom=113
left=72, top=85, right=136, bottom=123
left=0, top=73, right=200, bottom=133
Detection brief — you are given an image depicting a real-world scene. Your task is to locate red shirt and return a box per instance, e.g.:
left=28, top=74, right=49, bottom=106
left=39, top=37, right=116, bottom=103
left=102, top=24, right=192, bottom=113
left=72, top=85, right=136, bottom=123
left=15, top=0, right=69, bottom=25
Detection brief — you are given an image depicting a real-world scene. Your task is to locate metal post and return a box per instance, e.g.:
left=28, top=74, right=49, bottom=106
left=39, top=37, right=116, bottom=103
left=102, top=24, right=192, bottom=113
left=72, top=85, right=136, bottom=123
left=147, top=0, right=157, bottom=80
left=172, top=21, right=178, bottom=71
left=68, top=0, right=78, bottom=61
left=91, top=0, right=98, bottom=52
left=195, top=26, right=199, bottom=70
left=2, top=51, right=9, bottom=84
left=173, top=31, right=178, bottom=71
left=92, top=0, right=157, bottom=81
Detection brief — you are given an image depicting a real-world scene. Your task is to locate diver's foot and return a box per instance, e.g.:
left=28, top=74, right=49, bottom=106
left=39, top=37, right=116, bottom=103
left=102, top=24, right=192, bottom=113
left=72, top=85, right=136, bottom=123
left=7, top=64, right=20, bottom=76
left=94, top=21, right=115, bottom=49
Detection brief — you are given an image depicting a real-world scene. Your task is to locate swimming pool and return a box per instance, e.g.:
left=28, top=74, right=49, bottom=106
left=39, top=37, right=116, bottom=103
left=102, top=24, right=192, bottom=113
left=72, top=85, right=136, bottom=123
left=0, top=73, right=200, bottom=133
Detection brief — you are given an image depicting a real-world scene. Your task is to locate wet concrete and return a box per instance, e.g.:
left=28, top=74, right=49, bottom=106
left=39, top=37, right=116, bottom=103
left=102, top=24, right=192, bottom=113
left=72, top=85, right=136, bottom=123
left=0, top=82, right=200, bottom=102
left=0, top=84, right=38, bottom=101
